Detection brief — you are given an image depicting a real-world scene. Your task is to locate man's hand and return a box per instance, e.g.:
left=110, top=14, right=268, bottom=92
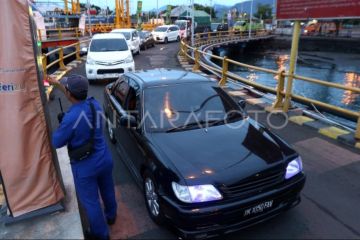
left=46, top=76, right=60, bottom=87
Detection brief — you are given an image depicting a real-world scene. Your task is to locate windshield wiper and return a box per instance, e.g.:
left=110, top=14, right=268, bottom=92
left=166, top=120, right=210, bottom=133
left=209, top=112, right=243, bottom=127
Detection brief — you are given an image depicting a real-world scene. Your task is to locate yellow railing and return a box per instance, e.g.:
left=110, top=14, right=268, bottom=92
left=41, top=39, right=91, bottom=78
left=40, top=27, right=83, bottom=40
left=180, top=31, right=360, bottom=140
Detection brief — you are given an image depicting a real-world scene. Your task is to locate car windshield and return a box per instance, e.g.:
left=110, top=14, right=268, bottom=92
left=176, top=22, right=186, bottom=30
left=155, top=27, right=168, bottom=32
left=114, top=31, right=131, bottom=40
left=140, top=31, right=148, bottom=38
left=235, top=21, right=246, bottom=26
left=90, top=39, right=128, bottom=52
left=144, top=82, right=243, bottom=132
left=211, top=23, right=220, bottom=30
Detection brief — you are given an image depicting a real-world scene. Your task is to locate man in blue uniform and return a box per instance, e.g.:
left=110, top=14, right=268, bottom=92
left=48, top=75, right=117, bottom=239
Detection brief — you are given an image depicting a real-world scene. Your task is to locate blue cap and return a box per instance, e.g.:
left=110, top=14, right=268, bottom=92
left=60, top=75, right=88, bottom=100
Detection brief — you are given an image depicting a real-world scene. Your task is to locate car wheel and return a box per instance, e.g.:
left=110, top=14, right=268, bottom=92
left=164, top=37, right=168, bottom=44
left=143, top=171, right=165, bottom=225
left=144, top=44, right=147, bottom=50
left=106, top=117, right=116, bottom=144
left=176, top=36, right=180, bottom=42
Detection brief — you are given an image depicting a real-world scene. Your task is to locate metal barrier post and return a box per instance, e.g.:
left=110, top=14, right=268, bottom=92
left=356, top=116, right=360, bottom=140
left=193, top=48, right=200, bottom=71
left=272, top=70, right=285, bottom=109
left=219, top=57, right=228, bottom=86
left=37, top=30, right=42, bottom=41
left=59, top=48, right=66, bottom=70
left=76, top=42, right=81, bottom=61
left=183, top=43, right=188, bottom=61
left=283, top=20, right=301, bottom=112
left=41, top=55, right=47, bottom=78
left=75, top=28, right=79, bottom=38
left=58, top=29, right=62, bottom=39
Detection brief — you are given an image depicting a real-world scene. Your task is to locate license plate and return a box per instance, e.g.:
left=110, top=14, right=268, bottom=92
left=243, top=200, right=274, bottom=217
left=103, top=74, right=118, bottom=79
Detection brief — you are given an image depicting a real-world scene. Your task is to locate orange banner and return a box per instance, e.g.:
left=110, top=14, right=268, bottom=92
left=0, top=0, right=64, bottom=217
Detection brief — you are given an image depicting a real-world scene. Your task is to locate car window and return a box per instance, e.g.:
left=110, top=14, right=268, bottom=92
left=90, top=38, right=128, bottom=52
left=133, top=31, right=138, bottom=38
left=126, top=78, right=141, bottom=118
left=154, top=27, right=168, bottom=32
left=114, top=31, right=131, bottom=40
left=144, top=82, right=243, bottom=132
left=114, top=78, right=130, bottom=107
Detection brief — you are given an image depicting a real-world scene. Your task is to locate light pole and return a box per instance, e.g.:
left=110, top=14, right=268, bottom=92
left=191, top=0, right=195, bottom=47
left=157, top=0, right=159, bottom=23
left=248, top=0, right=253, bottom=38
left=87, top=0, right=92, bottom=36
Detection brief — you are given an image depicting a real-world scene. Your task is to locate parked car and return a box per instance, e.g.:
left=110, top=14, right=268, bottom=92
left=211, top=22, right=221, bottom=32
left=111, top=28, right=141, bottom=55
left=217, top=23, right=229, bottom=32
left=139, top=30, right=155, bottom=50
left=151, top=25, right=180, bottom=43
left=85, top=33, right=135, bottom=81
left=104, top=69, right=306, bottom=239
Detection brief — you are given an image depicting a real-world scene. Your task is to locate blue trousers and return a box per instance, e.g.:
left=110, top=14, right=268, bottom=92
left=73, top=161, right=117, bottom=239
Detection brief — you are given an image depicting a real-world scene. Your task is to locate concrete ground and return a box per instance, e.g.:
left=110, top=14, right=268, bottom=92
left=48, top=41, right=360, bottom=239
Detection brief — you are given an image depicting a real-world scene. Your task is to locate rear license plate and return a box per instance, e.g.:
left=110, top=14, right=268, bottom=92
left=243, top=200, right=274, bottom=217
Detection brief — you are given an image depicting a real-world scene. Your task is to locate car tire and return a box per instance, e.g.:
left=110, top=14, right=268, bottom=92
left=143, top=171, right=165, bottom=225
left=176, top=36, right=180, bottom=42
left=144, top=44, right=147, bottom=50
left=164, top=37, right=168, bottom=44
left=106, top=116, right=116, bottom=144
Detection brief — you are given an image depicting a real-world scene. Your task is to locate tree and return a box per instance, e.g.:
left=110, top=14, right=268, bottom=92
left=254, top=3, right=272, bottom=20
left=194, top=4, right=216, bottom=18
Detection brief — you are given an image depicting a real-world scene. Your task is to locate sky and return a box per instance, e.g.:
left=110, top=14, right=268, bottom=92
left=36, top=0, right=248, bottom=13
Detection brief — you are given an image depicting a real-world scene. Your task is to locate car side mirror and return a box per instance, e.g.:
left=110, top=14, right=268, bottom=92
left=120, top=115, right=137, bottom=128
left=81, top=47, right=88, bottom=53
left=167, top=29, right=171, bottom=33
left=238, top=100, right=246, bottom=109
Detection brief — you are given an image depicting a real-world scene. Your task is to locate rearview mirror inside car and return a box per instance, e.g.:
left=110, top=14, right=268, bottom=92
left=120, top=115, right=137, bottom=128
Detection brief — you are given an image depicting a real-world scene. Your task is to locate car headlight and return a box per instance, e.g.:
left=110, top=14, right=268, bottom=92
left=86, top=56, right=95, bottom=65
left=124, top=55, right=133, bottom=63
left=172, top=182, right=222, bottom=203
left=285, top=156, right=303, bottom=179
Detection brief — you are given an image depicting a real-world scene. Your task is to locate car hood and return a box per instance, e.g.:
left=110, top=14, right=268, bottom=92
left=149, top=118, right=295, bottom=186
left=88, top=51, right=131, bottom=62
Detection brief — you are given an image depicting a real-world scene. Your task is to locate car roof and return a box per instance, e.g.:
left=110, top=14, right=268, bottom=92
left=111, top=28, right=135, bottom=33
left=125, top=69, right=213, bottom=88
left=157, top=25, right=177, bottom=28
left=92, top=33, right=126, bottom=39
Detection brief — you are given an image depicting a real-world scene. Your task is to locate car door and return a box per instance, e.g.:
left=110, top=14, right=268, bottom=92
left=170, top=26, right=177, bottom=41
left=111, top=76, right=142, bottom=181
left=132, top=30, right=140, bottom=51
left=121, top=77, right=147, bottom=176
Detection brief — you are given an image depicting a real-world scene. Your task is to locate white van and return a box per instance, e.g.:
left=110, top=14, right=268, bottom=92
left=152, top=25, right=180, bottom=43
left=85, top=33, right=135, bottom=81
left=110, top=29, right=141, bottom=55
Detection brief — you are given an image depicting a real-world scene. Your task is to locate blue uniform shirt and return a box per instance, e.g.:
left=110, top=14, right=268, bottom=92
left=53, top=97, right=113, bottom=178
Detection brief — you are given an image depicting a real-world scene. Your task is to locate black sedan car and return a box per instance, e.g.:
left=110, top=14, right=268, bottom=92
left=103, top=69, right=305, bottom=239
left=139, top=30, right=155, bottom=50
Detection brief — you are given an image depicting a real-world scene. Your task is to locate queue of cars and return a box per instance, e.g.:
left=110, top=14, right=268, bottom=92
left=82, top=24, right=305, bottom=238
left=84, top=25, right=180, bottom=81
